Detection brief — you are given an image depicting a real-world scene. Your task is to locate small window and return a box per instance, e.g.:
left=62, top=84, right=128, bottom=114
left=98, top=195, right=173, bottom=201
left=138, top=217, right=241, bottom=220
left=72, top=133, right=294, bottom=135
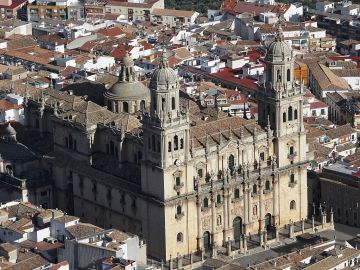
left=152, top=135, right=156, bottom=151
left=198, top=169, right=203, bottom=178
left=265, top=180, right=270, bottom=191
left=177, top=232, right=183, bottom=242
left=203, top=197, right=209, bottom=208
left=176, top=205, right=182, bottom=215
left=176, top=176, right=181, bottom=186
left=289, top=146, right=294, bottom=155
left=260, top=152, right=265, bottom=161
left=253, top=205, right=258, bottom=215
left=290, top=200, right=296, bottom=210
left=217, top=194, right=221, bottom=204
left=174, top=135, right=179, bottom=151
left=172, top=97, right=176, bottom=110
left=168, top=141, right=172, bottom=152
left=180, top=138, right=184, bottom=149
left=288, top=106, right=293, bottom=121
left=294, top=109, right=298, bottom=119
left=234, top=188, right=240, bottom=199
left=283, top=112, right=286, bottom=123
left=290, top=174, right=295, bottom=183
left=253, top=184, right=257, bottom=194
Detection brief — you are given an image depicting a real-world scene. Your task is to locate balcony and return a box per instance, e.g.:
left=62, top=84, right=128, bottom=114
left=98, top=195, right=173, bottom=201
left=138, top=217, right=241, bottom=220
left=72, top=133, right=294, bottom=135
left=173, top=182, right=184, bottom=191
left=175, top=212, right=184, bottom=219
left=288, top=181, right=297, bottom=188
left=288, top=151, right=297, bottom=159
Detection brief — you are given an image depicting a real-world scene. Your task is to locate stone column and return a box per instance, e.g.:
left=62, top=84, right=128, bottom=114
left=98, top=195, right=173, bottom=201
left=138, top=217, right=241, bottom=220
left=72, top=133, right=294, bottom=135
left=243, top=235, right=247, bottom=253
left=169, top=255, right=173, bottom=270
left=273, top=176, right=279, bottom=225
left=244, top=186, right=249, bottom=225
left=223, top=190, right=230, bottom=242
left=177, top=253, right=182, bottom=269
left=211, top=195, right=216, bottom=246
left=263, top=230, right=267, bottom=246
left=259, top=182, right=264, bottom=232
left=248, top=188, right=253, bottom=226
left=330, top=208, right=334, bottom=228
left=226, top=238, right=232, bottom=256
left=301, top=219, right=305, bottom=234
left=289, top=222, right=295, bottom=240
left=275, top=225, right=279, bottom=242
left=196, top=199, right=202, bottom=250
left=190, top=253, right=193, bottom=265
left=259, top=231, right=264, bottom=246
left=312, top=215, right=315, bottom=232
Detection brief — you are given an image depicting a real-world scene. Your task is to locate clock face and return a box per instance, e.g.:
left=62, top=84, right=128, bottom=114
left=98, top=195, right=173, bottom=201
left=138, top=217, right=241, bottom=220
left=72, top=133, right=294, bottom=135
left=175, top=159, right=182, bottom=166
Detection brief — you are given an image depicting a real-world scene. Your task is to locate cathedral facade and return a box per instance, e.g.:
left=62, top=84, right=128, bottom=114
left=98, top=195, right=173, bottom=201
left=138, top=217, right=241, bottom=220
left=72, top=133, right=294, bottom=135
left=22, top=24, right=308, bottom=260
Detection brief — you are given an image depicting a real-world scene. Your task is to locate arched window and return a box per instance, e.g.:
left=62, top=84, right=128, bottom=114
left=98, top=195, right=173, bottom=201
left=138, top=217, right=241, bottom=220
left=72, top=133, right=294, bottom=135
left=140, top=100, right=145, bottom=110
left=172, top=97, right=176, bottom=110
left=290, top=200, right=296, bottom=210
left=228, top=154, right=235, bottom=170
left=168, top=141, right=172, bottom=152
left=290, top=174, right=295, bottom=183
left=123, top=102, right=129, bottom=113
left=234, top=188, right=240, bottom=199
left=174, top=135, right=179, bottom=150
left=277, top=69, right=281, bottom=82
left=283, top=112, right=286, bottom=123
left=217, top=194, right=221, bottom=204
left=176, top=205, right=182, bottom=215
left=294, top=109, right=298, bottom=120
left=203, top=197, right=209, bottom=208
left=152, top=135, right=156, bottom=151
left=288, top=106, right=293, bottom=121
left=177, top=232, right=183, bottom=242
left=287, top=69, right=291, bottom=82
left=265, top=180, right=270, bottom=191
left=180, top=138, right=184, bottom=149
left=289, top=146, right=294, bottom=155
left=114, top=102, right=119, bottom=113
left=253, top=184, right=257, bottom=194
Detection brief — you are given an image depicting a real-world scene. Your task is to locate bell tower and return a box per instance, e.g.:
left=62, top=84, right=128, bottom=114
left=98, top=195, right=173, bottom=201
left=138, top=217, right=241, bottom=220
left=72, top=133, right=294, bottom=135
left=142, top=53, right=190, bottom=177
left=258, top=21, right=304, bottom=138
left=258, top=19, right=308, bottom=226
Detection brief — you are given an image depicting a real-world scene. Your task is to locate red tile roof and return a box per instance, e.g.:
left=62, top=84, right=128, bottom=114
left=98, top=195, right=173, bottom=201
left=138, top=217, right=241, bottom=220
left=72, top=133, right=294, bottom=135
left=0, top=0, right=27, bottom=9
left=310, top=101, right=328, bottom=110
left=221, top=0, right=290, bottom=16
left=212, top=68, right=259, bottom=91
left=0, top=99, right=22, bottom=110
left=97, top=27, right=125, bottom=37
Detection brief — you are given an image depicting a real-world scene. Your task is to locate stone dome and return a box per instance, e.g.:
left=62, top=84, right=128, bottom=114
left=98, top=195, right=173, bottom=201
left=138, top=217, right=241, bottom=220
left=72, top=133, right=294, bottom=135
left=4, top=122, right=16, bottom=136
left=149, top=54, right=178, bottom=89
left=265, top=23, right=292, bottom=61
left=105, top=52, right=150, bottom=101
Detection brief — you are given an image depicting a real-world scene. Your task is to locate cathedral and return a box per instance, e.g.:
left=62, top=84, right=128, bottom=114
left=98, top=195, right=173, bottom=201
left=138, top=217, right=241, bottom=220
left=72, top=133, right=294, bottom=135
left=20, top=23, right=308, bottom=260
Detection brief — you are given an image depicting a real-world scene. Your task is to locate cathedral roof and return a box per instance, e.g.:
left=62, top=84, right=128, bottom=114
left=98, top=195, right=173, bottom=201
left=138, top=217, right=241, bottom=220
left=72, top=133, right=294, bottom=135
left=105, top=52, right=150, bottom=101
left=149, top=53, right=178, bottom=89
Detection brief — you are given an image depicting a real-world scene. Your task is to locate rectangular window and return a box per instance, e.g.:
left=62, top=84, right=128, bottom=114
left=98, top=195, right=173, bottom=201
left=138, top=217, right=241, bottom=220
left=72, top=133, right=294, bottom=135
left=234, top=189, right=240, bottom=199
left=260, top=152, right=265, bottom=161
left=176, top=176, right=181, bottom=186
left=198, top=169, right=203, bottom=178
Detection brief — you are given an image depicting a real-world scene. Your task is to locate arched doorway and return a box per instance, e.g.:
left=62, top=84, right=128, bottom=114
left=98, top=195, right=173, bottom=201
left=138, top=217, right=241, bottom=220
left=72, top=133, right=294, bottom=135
left=203, top=231, right=211, bottom=252
left=265, top=213, right=272, bottom=231
left=233, top=217, right=242, bottom=242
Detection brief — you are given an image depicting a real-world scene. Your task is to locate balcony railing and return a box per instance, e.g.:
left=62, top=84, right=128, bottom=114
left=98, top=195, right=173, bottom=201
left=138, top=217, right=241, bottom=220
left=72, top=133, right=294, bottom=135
left=288, top=151, right=297, bottom=159
left=289, top=181, right=297, bottom=188
left=173, top=182, right=184, bottom=190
